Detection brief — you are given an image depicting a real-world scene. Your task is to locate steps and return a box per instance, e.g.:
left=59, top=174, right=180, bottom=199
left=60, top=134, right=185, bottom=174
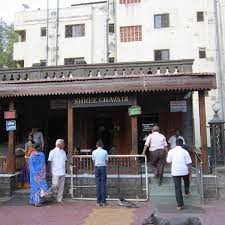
left=12, top=188, right=30, bottom=198
left=148, top=172, right=202, bottom=208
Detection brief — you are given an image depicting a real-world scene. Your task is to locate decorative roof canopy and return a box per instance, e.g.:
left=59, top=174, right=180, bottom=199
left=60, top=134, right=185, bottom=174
left=0, top=60, right=216, bottom=98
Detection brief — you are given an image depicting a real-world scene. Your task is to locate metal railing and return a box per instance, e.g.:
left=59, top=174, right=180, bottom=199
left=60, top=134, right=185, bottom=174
left=0, top=59, right=194, bottom=82
left=70, top=154, right=148, bottom=201
left=193, top=150, right=204, bottom=204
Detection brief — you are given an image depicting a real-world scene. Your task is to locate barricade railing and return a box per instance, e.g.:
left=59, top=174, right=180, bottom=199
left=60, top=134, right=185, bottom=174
left=70, top=154, right=148, bottom=201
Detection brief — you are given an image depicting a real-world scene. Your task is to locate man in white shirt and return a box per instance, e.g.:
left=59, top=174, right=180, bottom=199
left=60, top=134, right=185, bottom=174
left=168, top=129, right=185, bottom=149
left=92, top=140, right=108, bottom=207
left=166, top=138, right=192, bottom=210
left=48, top=139, right=67, bottom=203
left=142, top=126, right=168, bottom=185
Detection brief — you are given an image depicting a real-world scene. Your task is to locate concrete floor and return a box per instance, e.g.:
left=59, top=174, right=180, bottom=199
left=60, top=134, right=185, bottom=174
left=0, top=197, right=225, bottom=225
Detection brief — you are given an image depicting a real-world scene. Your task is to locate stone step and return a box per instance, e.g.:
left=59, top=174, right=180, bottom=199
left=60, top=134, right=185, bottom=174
left=12, top=189, right=30, bottom=197
left=148, top=175, right=198, bottom=185
left=150, top=184, right=198, bottom=193
left=150, top=196, right=204, bottom=213
left=150, top=192, right=201, bottom=203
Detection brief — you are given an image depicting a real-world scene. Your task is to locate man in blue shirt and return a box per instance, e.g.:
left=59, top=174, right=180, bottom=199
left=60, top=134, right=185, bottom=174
left=92, top=140, right=108, bottom=207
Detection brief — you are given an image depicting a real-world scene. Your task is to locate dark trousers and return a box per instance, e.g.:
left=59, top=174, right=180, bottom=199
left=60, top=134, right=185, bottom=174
left=173, top=175, right=190, bottom=207
left=149, top=149, right=166, bottom=184
left=95, top=166, right=107, bottom=204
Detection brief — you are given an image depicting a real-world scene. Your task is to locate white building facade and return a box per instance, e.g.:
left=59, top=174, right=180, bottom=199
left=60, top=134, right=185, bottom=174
left=13, top=0, right=225, bottom=147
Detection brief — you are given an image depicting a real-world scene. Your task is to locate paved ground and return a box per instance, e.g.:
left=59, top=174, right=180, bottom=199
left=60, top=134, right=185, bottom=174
left=0, top=198, right=225, bottom=225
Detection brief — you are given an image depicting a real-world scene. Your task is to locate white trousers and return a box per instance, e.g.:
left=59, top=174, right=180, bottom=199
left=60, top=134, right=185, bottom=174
left=52, top=175, right=65, bottom=202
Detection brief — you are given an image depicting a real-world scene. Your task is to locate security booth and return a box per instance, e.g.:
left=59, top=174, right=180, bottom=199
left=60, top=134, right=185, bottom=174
left=0, top=60, right=216, bottom=198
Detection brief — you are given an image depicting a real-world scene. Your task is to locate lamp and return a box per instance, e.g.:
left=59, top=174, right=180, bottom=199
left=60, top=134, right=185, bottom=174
left=209, top=101, right=224, bottom=123
left=212, top=102, right=220, bottom=114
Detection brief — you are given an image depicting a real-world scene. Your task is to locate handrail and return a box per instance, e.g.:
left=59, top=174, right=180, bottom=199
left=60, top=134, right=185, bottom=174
left=193, top=151, right=202, bottom=163
left=193, top=150, right=204, bottom=204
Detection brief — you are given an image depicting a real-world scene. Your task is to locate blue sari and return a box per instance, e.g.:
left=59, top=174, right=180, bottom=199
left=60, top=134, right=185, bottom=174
left=29, top=150, right=48, bottom=205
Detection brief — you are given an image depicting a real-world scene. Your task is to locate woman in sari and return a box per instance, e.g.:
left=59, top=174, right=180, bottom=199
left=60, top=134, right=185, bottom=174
left=28, top=141, right=48, bottom=207
left=18, top=134, right=34, bottom=189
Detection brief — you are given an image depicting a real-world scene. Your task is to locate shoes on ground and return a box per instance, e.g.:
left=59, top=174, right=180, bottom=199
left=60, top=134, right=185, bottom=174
left=117, top=198, right=138, bottom=208
left=117, top=200, right=124, bottom=206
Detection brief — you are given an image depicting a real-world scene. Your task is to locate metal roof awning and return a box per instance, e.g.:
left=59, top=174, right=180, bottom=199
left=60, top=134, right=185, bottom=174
left=0, top=73, right=216, bottom=98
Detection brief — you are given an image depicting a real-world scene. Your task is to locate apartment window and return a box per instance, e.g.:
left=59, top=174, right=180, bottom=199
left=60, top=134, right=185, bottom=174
left=16, top=30, right=26, bottom=42
left=199, top=48, right=206, bottom=58
left=64, top=57, right=86, bottom=65
left=40, top=27, right=46, bottom=37
left=120, top=0, right=141, bottom=4
left=154, top=49, right=170, bottom=61
left=40, top=60, right=46, bottom=66
left=120, top=25, right=142, bottom=42
left=109, top=57, right=115, bottom=63
left=109, top=24, right=115, bottom=33
left=197, top=11, right=204, bottom=22
left=65, top=24, right=85, bottom=38
left=154, top=14, right=170, bottom=28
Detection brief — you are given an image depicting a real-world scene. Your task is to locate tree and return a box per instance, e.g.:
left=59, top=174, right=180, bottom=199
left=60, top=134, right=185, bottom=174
left=0, top=19, right=18, bottom=69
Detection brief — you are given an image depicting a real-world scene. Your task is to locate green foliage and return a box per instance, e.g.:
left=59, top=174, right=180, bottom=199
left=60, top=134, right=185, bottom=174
left=0, top=19, right=18, bottom=69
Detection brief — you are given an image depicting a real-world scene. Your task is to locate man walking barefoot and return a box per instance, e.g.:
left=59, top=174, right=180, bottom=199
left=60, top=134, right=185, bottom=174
left=166, top=138, right=192, bottom=210
left=142, top=126, right=168, bottom=185
left=92, top=140, right=108, bottom=207
left=48, top=139, right=67, bottom=203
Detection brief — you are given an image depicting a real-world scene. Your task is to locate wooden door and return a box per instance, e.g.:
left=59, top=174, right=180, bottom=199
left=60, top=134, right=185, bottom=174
left=159, top=112, right=183, bottom=140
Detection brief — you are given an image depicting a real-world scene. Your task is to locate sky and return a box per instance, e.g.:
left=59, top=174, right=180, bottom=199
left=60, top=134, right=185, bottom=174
left=0, top=0, right=76, bottom=24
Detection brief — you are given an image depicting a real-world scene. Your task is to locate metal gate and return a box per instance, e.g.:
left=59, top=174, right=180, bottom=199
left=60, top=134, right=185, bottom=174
left=70, top=154, right=148, bottom=201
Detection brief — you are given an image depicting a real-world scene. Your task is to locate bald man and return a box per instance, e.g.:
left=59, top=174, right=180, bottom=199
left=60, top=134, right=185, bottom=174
left=142, top=126, right=168, bottom=185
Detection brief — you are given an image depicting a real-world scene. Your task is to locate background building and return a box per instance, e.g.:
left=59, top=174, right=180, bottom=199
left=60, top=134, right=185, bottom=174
left=13, top=0, right=224, bottom=148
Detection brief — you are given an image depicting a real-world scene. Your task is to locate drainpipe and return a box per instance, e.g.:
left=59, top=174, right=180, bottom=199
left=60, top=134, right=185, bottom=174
left=106, top=0, right=110, bottom=63
left=91, top=6, right=94, bottom=63
left=113, top=0, right=117, bottom=62
left=56, top=0, right=60, bottom=66
left=46, top=0, right=49, bottom=66
left=214, top=0, right=225, bottom=119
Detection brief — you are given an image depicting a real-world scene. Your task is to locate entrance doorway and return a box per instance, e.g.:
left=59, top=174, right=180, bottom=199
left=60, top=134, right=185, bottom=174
left=47, top=110, right=67, bottom=154
left=94, top=113, right=114, bottom=152
left=138, top=114, right=159, bottom=154
left=74, top=107, right=130, bottom=154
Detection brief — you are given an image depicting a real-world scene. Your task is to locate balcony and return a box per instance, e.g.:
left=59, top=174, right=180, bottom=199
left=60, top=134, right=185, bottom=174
left=0, top=59, right=194, bottom=81
left=13, top=42, right=28, bottom=61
